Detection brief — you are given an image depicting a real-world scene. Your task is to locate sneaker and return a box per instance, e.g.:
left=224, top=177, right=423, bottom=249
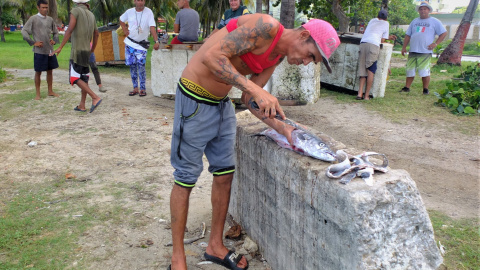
left=423, top=88, right=429, bottom=95
left=399, top=87, right=410, bottom=92
left=99, top=86, right=107, bottom=93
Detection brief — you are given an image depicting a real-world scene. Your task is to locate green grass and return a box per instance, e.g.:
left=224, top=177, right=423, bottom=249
left=429, top=210, right=480, bottom=269
left=394, top=41, right=480, bottom=56
left=0, top=31, right=159, bottom=79
left=321, top=60, right=479, bottom=135
left=0, top=177, right=136, bottom=270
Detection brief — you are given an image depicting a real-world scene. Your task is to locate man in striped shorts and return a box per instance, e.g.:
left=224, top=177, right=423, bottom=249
left=400, top=1, right=447, bottom=95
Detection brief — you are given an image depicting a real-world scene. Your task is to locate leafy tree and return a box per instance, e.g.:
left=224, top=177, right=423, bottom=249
left=387, top=0, right=417, bottom=25
left=0, top=0, right=21, bottom=42
left=149, top=0, right=177, bottom=31
left=297, top=0, right=358, bottom=32
left=296, top=0, right=416, bottom=32
left=438, top=0, right=480, bottom=65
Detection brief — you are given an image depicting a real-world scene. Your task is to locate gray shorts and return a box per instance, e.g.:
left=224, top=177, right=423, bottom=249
left=170, top=79, right=236, bottom=187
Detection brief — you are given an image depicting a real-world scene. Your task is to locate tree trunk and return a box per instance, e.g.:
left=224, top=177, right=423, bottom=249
left=48, top=0, right=58, bottom=26
left=0, top=6, right=4, bottom=42
left=265, top=0, right=270, bottom=15
left=280, top=0, right=295, bottom=29
left=67, top=0, right=71, bottom=24
left=437, top=0, right=479, bottom=65
left=382, top=0, right=388, bottom=10
left=329, top=0, right=349, bottom=32
left=256, top=0, right=262, bottom=13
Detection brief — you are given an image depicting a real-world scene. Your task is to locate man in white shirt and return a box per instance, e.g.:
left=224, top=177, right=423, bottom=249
left=356, top=9, right=395, bottom=100
left=400, top=1, right=447, bottom=95
left=119, top=0, right=160, bottom=97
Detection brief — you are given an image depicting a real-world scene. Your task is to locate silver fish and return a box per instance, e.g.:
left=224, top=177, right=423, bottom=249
left=258, top=128, right=337, bottom=162
left=326, top=150, right=389, bottom=186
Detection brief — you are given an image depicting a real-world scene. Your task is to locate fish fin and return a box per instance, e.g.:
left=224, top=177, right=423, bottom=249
left=339, top=172, right=356, bottom=185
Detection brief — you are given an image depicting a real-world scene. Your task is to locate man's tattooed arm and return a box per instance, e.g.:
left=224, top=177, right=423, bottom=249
left=211, top=17, right=274, bottom=91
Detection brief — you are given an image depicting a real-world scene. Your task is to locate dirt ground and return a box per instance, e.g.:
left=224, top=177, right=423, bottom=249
left=1, top=66, right=478, bottom=269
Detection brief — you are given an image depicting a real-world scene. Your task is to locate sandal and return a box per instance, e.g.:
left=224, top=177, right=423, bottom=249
left=129, top=90, right=139, bottom=96
left=204, top=250, right=248, bottom=270
left=139, top=90, right=147, bottom=97
left=356, top=96, right=363, bottom=100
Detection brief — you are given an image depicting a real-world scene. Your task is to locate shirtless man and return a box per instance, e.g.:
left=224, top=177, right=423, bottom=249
left=168, top=14, right=340, bottom=270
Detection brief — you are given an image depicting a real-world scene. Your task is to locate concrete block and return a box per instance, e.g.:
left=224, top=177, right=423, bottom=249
left=230, top=111, right=443, bottom=270
left=151, top=47, right=321, bottom=103
left=270, top=61, right=321, bottom=104
left=321, top=41, right=392, bottom=98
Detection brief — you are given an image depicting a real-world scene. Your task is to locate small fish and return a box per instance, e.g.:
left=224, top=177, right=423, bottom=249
left=326, top=150, right=388, bottom=186
left=258, top=128, right=337, bottom=162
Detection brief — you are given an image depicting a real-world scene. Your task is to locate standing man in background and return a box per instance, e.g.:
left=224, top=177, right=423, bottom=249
left=208, top=0, right=251, bottom=37
left=52, top=0, right=102, bottom=113
left=119, top=0, right=160, bottom=97
left=22, top=0, right=60, bottom=100
left=356, top=9, right=396, bottom=100
left=400, top=1, right=447, bottom=95
left=171, top=0, right=199, bottom=44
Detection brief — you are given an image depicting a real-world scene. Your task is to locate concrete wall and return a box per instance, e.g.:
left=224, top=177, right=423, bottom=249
left=320, top=41, right=392, bottom=98
left=151, top=47, right=197, bottom=97
left=151, top=46, right=322, bottom=104
left=230, top=111, right=443, bottom=270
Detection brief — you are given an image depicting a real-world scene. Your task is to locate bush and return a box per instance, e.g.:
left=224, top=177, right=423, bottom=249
left=434, top=63, right=480, bottom=115
left=390, top=27, right=406, bottom=47
left=1, top=12, right=19, bottom=27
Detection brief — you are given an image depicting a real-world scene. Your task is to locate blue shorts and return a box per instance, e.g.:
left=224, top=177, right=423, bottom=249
left=170, top=78, right=236, bottom=188
left=34, top=53, right=59, bottom=72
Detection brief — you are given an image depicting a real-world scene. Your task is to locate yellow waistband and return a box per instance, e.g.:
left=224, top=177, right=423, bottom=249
left=180, top=78, right=223, bottom=101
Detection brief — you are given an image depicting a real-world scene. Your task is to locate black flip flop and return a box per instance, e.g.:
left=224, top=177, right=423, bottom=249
left=89, top=99, right=102, bottom=113
left=204, top=250, right=248, bottom=270
left=74, top=106, right=86, bottom=112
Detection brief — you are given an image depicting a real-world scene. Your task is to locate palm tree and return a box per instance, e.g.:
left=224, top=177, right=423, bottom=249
left=437, top=0, right=479, bottom=65
left=48, top=0, right=58, bottom=25
left=149, top=0, right=178, bottom=32
left=280, top=0, right=295, bottom=28
left=0, top=0, right=21, bottom=42
left=256, top=0, right=262, bottom=13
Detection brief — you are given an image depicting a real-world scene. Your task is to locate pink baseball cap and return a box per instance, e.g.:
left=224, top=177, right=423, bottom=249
left=302, top=19, right=340, bottom=73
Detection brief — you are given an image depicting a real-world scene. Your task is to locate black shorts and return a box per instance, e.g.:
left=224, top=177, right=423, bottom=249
left=34, top=53, right=59, bottom=72
left=69, top=60, right=90, bottom=85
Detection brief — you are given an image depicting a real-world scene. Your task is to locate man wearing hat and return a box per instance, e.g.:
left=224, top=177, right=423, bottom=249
left=167, top=13, right=340, bottom=270
left=400, top=1, right=447, bottom=94
left=52, top=0, right=102, bottom=113
left=356, top=9, right=396, bottom=100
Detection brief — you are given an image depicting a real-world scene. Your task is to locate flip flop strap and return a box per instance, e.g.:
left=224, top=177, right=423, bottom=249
left=225, top=250, right=242, bottom=264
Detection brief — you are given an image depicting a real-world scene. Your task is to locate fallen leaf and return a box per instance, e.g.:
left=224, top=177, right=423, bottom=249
left=225, top=224, right=242, bottom=239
